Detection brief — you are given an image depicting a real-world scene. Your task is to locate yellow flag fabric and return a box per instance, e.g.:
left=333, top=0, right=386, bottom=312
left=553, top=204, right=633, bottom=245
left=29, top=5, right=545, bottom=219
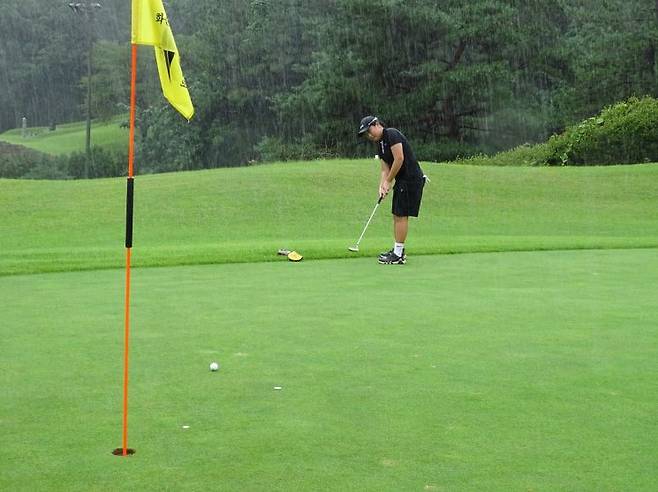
left=131, top=0, right=194, bottom=120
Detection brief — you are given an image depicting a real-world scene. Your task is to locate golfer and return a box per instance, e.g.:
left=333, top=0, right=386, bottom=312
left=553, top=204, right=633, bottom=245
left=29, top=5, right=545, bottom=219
left=358, top=115, right=425, bottom=264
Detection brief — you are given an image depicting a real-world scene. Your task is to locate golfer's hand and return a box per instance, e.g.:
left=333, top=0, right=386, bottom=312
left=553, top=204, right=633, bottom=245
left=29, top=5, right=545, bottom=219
left=379, top=181, right=390, bottom=198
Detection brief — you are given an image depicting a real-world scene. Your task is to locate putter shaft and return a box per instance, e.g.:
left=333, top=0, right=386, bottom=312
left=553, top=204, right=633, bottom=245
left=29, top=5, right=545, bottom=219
left=351, top=197, right=383, bottom=250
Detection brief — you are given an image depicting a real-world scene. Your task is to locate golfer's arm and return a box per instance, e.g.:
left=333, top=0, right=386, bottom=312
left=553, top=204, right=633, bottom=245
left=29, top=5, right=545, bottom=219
left=380, top=160, right=388, bottom=185
left=386, top=143, right=404, bottom=183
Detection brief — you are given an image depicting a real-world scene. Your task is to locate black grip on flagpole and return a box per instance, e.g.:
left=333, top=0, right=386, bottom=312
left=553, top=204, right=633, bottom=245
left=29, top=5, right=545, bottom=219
left=125, top=177, right=135, bottom=248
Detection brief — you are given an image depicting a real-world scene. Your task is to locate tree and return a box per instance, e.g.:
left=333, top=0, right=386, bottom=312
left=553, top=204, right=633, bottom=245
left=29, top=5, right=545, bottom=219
left=554, top=0, right=658, bottom=124
left=0, top=0, right=87, bottom=132
left=151, top=0, right=327, bottom=167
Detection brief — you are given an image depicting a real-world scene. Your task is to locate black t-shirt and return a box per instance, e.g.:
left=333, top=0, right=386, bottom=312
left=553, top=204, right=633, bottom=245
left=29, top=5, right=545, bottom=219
left=376, top=128, right=423, bottom=181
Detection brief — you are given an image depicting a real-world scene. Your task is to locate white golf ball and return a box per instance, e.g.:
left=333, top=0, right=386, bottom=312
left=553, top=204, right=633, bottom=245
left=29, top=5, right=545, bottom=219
left=209, top=362, right=219, bottom=371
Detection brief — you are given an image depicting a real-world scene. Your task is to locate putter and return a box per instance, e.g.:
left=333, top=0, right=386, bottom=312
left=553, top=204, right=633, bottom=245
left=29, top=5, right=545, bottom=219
left=348, top=196, right=384, bottom=252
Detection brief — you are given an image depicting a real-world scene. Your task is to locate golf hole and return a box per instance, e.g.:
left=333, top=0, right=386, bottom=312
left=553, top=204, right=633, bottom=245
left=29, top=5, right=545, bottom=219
left=112, top=448, right=136, bottom=456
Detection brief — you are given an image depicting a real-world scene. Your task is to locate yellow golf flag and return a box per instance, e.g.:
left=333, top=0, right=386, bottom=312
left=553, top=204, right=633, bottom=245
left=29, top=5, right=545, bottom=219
left=131, top=0, right=194, bottom=120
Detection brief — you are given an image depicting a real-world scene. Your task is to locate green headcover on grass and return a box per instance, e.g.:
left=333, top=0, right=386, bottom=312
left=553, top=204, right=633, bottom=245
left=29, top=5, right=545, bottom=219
left=1, top=160, right=658, bottom=276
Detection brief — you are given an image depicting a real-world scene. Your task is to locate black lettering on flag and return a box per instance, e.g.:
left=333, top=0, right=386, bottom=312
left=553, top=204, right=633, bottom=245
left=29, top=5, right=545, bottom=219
left=164, top=50, right=175, bottom=82
left=155, top=12, right=168, bottom=25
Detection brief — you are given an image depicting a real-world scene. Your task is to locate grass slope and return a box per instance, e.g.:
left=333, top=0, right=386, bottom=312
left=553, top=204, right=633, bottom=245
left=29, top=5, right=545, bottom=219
left=2, top=250, right=657, bottom=490
left=0, top=117, right=128, bottom=156
left=1, top=160, right=658, bottom=276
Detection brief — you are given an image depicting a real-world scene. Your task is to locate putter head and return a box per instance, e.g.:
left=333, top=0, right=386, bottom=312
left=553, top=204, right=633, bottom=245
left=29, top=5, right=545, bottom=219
left=348, top=246, right=359, bottom=252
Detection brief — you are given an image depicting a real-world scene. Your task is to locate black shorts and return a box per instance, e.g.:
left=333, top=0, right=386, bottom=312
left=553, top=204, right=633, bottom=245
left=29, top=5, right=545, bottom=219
left=392, top=178, right=425, bottom=217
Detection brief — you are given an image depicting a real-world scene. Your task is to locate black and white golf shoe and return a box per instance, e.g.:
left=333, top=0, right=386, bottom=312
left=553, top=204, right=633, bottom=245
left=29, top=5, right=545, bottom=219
left=378, top=248, right=406, bottom=261
left=378, top=251, right=406, bottom=265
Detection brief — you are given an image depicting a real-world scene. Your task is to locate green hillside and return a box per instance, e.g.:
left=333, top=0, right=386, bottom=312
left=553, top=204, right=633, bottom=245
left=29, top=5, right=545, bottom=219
left=3, top=160, right=658, bottom=490
left=2, top=160, right=658, bottom=276
left=0, top=117, right=128, bottom=156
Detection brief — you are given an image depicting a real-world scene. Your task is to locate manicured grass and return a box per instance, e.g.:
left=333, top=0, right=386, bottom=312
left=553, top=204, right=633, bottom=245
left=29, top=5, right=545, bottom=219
left=2, top=159, right=657, bottom=489
left=0, top=117, right=128, bottom=156
left=1, top=161, right=658, bottom=276
left=1, top=249, right=657, bottom=490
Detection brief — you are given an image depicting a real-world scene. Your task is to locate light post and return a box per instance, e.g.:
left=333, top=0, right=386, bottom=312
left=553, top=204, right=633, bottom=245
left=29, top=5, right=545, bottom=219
left=68, top=1, right=102, bottom=178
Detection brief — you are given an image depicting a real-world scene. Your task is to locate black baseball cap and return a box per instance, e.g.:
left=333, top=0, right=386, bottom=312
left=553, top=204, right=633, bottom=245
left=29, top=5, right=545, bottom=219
left=357, top=115, right=378, bottom=135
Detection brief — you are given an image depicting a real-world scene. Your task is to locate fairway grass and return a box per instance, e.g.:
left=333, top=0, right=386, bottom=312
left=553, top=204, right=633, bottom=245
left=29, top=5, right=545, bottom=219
left=1, top=161, right=658, bottom=276
left=2, top=250, right=657, bottom=490
left=0, top=117, right=128, bottom=156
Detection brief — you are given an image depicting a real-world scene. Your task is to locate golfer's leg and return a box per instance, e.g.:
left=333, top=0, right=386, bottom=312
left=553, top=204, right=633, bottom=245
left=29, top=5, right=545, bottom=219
left=394, top=215, right=408, bottom=243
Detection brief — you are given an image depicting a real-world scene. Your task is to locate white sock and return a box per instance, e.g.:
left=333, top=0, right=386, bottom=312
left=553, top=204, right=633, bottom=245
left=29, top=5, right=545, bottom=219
left=394, top=242, right=404, bottom=257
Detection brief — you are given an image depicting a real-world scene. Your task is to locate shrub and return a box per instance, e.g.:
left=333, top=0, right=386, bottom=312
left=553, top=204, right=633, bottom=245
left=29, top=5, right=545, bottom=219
left=22, top=155, right=71, bottom=179
left=413, top=140, right=480, bottom=163
left=544, top=96, right=658, bottom=166
left=137, top=105, right=201, bottom=172
left=457, top=143, right=551, bottom=166
left=0, top=144, right=69, bottom=179
left=255, top=136, right=337, bottom=162
left=0, top=152, right=34, bottom=178
left=0, top=141, right=127, bottom=179
left=455, top=96, right=658, bottom=166
left=67, top=146, right=127, bottom=178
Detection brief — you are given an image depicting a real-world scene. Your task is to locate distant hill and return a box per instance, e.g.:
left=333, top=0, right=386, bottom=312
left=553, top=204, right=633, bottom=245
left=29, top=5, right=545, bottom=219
left=0, top=117, right=128, bottom=156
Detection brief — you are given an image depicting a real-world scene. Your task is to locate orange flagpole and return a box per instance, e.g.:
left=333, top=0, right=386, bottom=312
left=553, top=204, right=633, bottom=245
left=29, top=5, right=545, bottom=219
left=122, top=248, right=132, bottom=455
left=118, top=42, right=138, bottom=457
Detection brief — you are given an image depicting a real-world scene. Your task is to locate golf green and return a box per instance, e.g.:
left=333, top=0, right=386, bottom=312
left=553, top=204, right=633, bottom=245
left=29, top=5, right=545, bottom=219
left=2, top=249, right=656, bottom=490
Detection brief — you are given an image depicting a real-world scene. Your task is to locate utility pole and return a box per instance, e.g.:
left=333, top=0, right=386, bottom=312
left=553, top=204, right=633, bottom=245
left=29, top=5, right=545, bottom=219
left=68, top=1, right=102, bottom=178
